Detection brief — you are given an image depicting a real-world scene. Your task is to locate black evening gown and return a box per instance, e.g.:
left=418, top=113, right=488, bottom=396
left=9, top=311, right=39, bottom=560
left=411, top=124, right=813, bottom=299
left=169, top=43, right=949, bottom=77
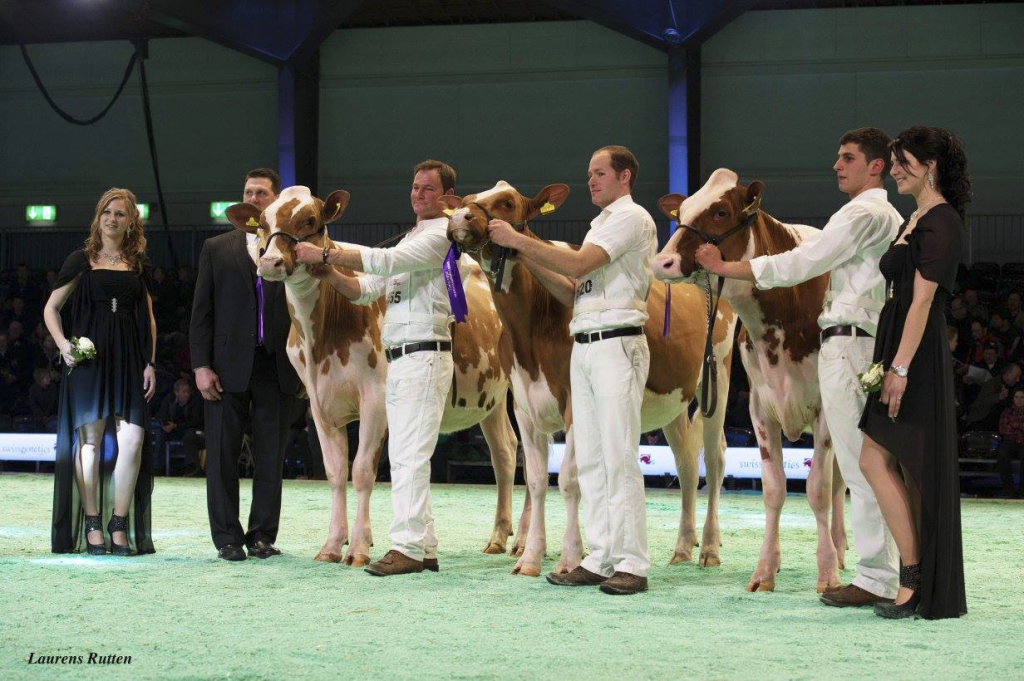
left=51, top=250, right=155, bottom=554
left=860, top=204, right=967, bottom=619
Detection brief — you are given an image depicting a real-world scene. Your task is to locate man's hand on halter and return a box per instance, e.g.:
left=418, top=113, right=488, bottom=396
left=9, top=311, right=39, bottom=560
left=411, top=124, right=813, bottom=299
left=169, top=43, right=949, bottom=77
left=294, top=242, right=325, bottom=265
left=695, top=244, right=725, bottom=274
left=487, top=219, right=524, bottom=249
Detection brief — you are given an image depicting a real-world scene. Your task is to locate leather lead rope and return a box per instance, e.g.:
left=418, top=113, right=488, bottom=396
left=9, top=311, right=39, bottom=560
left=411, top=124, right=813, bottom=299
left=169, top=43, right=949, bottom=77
left=699, top=270, right=726, bottom=418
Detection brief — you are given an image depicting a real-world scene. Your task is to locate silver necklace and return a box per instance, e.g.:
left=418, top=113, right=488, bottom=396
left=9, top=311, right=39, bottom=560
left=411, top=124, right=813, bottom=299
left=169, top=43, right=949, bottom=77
left=99, top=251, right=123, bottom=266
left=910, top=195, right=941, bottom=221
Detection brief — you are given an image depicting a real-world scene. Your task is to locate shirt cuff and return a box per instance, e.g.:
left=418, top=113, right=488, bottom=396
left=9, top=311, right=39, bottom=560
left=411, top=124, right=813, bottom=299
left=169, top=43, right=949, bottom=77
left=360, top=248, right=377, bottom=275
left=748, top=255, right=774, bottom=290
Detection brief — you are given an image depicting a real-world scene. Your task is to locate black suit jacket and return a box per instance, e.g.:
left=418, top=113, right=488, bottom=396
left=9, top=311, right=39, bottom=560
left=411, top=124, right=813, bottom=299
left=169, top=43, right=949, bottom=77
left=189, top=230, right=299, bottom=395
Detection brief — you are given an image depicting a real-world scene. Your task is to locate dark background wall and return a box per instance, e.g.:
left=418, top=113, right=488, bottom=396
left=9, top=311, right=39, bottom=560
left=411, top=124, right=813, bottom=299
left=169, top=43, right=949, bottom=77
left=1, top=4, right=1022, bottom=267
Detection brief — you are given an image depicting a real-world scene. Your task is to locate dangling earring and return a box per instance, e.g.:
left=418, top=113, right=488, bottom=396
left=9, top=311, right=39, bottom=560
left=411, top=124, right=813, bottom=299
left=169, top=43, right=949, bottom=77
left=926, top=172, right=935, bottom=189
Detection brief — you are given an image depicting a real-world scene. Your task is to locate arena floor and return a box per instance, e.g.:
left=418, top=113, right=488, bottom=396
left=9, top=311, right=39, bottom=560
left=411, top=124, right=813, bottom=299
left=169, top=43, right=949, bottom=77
left=0, top=473, right=1020, bottom=679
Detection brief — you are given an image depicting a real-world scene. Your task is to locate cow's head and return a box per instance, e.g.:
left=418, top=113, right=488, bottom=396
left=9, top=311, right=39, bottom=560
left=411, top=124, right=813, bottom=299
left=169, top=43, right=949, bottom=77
left=226, top=186, right=350, bottom=280
left=652, top=169, right=763, bottom=282
left=441, top=181, right=570, bottom=262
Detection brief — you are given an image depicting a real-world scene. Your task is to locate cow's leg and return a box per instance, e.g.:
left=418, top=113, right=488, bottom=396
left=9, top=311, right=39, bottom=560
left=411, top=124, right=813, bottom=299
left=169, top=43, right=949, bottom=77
left=479, top=400, right=518, bottom=554
left=700, top=346, right=732, bottom=567
left=512, top=405, right=549, bottom=576
left=807, top=412, right=841, bottom=592
left=311, top=409, right=350, bottom=564
left=554, top=420, right=584, bottom=575
left=665, top=410, right=699, bottom=564
left=749, top=412, right=785, bottom=592
left=346, top=408, right=388, bottom=567
left=831, top=455, right=848, bottom=571
left=511, top=458, right=532, bottom=557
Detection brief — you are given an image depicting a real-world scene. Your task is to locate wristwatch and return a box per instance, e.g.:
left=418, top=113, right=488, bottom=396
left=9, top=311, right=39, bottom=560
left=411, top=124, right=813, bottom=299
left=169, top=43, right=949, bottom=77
left=322, top=247, right=330, bottom=265
left=889, top=364, right=909, bottom=378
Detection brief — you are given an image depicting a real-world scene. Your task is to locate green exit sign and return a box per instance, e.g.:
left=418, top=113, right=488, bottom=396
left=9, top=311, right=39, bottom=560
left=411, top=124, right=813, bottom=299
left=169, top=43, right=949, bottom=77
left=210, top=202, right=234, bottom=220
left=26, top=205, right=57, bottom=222
left=138, top=203, right=150, bottom=220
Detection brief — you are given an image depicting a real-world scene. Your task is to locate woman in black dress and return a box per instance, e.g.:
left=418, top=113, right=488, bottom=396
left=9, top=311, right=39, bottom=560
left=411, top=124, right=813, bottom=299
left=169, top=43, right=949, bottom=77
left=859, top=127, right=970, bottom=620
left=44, top=188, right=157, bottom=556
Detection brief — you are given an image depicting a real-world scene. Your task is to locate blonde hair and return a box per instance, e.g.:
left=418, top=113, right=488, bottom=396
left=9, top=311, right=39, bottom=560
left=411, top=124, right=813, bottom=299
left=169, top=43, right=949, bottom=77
left=84, top=188, right=147, bottom=273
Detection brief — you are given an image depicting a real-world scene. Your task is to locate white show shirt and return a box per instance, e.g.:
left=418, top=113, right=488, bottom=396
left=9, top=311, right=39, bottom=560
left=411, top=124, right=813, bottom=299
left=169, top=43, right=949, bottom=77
left=353, top=217, right=454, bottom=347
left=748, top=188, right=902, bottom=336
left=569, top=195, right=658, bottom=336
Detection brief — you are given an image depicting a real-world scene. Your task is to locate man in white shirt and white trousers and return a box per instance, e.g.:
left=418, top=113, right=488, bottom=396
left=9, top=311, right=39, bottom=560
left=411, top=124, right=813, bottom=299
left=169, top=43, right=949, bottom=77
left=488, top=145, right=657, bottom=595
left=696, top=127, right=903, bottom=607
left=295, top=159, right=458, bottom=576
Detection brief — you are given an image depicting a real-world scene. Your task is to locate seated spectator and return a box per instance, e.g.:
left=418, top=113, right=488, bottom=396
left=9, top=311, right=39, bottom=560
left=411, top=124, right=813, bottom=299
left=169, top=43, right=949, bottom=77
left=27, top=367, right=58, bottom=431
left=967, top=320, right=997, bottom=364
left=1006, top=291, right=1024, bottom=332
left=964, top=362, right=1022, bottom=432
left=963, top=287, right=990, bottom=324
left=996, top=387, right=1024, bottom=498
left=0, top=331, right=27, bottom=414
left=9, top=263, right=41, bottom=309
left=975, top=341, right=1006, bottom=378
left=154, top=378, right=204, bottom=476
left=947, top=295, right=973, bottom=363
left=990, top=309, right=1022, bottom=360
left=642, top=430, right=665, bottom=446
left=6, top=320, right=34, bottom=382
left=3, top=295, right=38, bottom=332
left=34, top=334, right=62, bottom=383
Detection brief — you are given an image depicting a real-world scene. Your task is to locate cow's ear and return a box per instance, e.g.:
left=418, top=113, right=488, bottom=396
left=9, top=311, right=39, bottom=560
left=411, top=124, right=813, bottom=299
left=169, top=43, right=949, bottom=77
left=657, top=193, right=686, bottom=220
left=438, top=195, right=463, bottom=215
left=226, top=203, right=262, bottom=233
left=321, top=190, right=350, bottom=224
left=526, top=184, right=570, bottom=219
left=744, top=181, right=765, bottom=214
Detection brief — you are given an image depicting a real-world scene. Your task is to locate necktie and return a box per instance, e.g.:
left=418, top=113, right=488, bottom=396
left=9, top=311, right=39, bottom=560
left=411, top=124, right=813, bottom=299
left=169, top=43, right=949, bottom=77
left=256, top=277, right=265, bottom=345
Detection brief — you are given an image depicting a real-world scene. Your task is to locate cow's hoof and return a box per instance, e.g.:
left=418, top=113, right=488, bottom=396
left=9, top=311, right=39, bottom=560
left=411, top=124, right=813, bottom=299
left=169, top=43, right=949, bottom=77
left=509, top=545, right=525, bottom=557
left=314, top=551, right=342, bottom=563
left=512, top=564, right=541, bottom=577
left=838, top=558, right=846, bottom=570
left=699, top=553, right=721, bottom=568
left=345, top=553, right=370, bottom=567
left=816, top=578, right=841, bottom=593
left=668, top=552, right=691, bottom=565
left=746, top=579, right=775, bottom=592
left=482, top=541, right=505, bottom=555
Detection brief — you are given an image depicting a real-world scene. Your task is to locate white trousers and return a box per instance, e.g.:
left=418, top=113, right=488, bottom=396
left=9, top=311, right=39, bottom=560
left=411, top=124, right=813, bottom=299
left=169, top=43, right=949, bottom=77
left=385, top=350, right=453, bottom=561
left=571, top=334, right=651, bottom=578
left=818, top=335, right=899, bottom=598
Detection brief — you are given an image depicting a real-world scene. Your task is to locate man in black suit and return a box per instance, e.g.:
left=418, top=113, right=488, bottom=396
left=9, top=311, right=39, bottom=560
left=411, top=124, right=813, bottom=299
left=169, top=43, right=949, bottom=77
left=190, top=168, right=299, bottom=561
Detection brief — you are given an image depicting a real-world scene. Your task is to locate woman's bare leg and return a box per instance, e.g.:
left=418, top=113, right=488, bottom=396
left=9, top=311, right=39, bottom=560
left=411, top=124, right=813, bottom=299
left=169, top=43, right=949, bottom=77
left=859, top=433, right=919, bottom=604
left=74, top=419, right=107, bottom=545
left=111, top=419, right=145, bottom=546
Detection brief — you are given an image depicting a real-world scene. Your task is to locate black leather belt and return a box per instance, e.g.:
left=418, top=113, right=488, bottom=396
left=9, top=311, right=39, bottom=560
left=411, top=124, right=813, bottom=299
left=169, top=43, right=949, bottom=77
left=574, top=326, right=644, bottom=344
left=820, top=325, right=873, bottom=342
left=385, top=341, right=452, bottom=363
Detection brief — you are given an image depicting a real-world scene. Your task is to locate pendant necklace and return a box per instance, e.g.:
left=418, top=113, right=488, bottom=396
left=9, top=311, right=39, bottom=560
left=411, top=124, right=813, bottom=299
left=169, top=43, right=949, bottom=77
left=100, top=251, right=123, bottom=266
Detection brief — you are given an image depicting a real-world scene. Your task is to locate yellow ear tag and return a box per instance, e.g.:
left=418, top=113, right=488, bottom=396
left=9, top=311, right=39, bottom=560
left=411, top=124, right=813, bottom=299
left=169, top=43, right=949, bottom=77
left=670, top=209, right=678, bottom=217
left=443, top=208, right=455, bottom=216
left=245, top=217, right=259, bottom=228
left=539, top=202, right=556, bottom=215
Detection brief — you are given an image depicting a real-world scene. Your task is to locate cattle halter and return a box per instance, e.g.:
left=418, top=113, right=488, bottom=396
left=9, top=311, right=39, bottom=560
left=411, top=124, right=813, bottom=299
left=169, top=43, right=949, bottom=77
left=464, top=201, right=527, bottom=290
left=261, top=224, right=328, bottom=255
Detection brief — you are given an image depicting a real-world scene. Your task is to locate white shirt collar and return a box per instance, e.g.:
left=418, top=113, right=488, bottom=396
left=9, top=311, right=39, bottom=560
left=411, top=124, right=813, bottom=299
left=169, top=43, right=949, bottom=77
left=849, top=187, right=889, bottom=204
left=601, top=194, right=635, bottom=215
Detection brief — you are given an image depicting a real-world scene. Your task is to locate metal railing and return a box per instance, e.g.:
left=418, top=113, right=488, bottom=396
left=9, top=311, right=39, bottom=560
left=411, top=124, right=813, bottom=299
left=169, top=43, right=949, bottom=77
left=1, top=214, right=1020, bottom=271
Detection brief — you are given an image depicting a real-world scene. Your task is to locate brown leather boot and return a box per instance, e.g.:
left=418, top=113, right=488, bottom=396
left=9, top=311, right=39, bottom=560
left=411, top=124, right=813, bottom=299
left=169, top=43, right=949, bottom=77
left=820, top=584, right=894, bottom=608
left=364, top=550, right=424, bottom=576
left=546, top=566, right=608, bottom=587
left=599, top=571, right=648, bottom=595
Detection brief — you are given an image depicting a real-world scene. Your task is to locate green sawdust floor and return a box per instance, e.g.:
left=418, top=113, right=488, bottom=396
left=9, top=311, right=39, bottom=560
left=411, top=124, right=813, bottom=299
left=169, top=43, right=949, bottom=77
left=0, top=473, right=1022, bottom=679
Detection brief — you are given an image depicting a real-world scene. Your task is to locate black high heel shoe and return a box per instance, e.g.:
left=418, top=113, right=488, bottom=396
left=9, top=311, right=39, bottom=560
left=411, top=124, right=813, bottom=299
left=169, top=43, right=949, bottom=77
left=874, top=564, right=921, bottom=619
left=107, top=514, right=133, bottom=556
left=84, top=514, right=106, bottom=555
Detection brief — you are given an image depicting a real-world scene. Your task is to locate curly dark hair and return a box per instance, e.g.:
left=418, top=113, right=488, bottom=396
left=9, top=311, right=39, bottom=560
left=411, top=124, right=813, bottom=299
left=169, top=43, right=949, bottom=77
left=890, top=126, right=972, bottom=219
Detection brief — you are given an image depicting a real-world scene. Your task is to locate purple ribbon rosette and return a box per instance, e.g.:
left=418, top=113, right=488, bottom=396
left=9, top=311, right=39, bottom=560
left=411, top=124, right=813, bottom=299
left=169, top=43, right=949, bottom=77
left=443, top=244, right=468, bottom=323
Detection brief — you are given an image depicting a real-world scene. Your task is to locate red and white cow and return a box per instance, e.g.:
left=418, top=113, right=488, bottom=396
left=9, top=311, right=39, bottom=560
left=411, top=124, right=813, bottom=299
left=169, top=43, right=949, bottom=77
left=226, top=187, right=520, bottom=566
left=652, top=169, right=848, bottom=592
left=443, top=182, right=737, bottom=577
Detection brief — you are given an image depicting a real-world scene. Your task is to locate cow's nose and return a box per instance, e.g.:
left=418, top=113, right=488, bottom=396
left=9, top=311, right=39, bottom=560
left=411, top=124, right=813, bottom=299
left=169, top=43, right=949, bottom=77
left=260, top=255, right=283, bottom=271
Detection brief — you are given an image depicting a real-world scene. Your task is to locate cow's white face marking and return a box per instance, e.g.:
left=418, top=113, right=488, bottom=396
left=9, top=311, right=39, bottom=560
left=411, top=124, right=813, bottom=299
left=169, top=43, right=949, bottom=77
left=259, top=186, right=318, bottom=277
left=449, top=181, right=518, bottom=245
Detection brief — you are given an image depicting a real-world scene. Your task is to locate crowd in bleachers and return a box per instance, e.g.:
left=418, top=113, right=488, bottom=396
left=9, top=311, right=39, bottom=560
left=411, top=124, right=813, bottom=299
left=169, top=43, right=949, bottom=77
left=2, top=258, right=1022, bottom=495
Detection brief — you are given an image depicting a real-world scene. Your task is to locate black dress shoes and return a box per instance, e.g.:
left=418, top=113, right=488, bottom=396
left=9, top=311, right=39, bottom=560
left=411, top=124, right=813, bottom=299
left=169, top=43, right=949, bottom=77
left=218, top=544, right=246, bottom=561
left=248, top=540, right=282, bottom=559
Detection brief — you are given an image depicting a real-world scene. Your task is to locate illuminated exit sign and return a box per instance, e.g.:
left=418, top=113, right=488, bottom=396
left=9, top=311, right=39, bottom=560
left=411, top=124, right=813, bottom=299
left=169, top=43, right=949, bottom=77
left=209, top=202, right=234, bottom=220
left=138, top=203, right=150, bottom=220
left=26, top=205, right=56, bottom=222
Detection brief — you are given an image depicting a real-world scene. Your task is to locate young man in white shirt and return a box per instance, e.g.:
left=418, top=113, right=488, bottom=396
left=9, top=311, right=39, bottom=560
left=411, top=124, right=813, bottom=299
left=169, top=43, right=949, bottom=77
left=695, top=128, right=903, bottom=607
left=294, top=160, right=456, bottom=576
left=488, top=145, right=657, bottom=595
